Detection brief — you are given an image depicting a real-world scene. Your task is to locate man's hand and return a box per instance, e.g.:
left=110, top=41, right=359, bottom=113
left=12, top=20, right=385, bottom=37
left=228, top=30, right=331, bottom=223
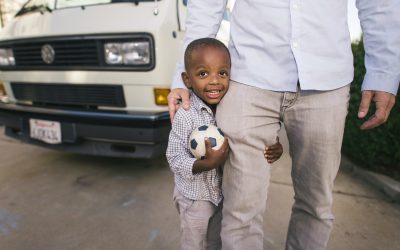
left=167, top=88, right=190, bottom=122
left=358, top=90, right=396, bottom=130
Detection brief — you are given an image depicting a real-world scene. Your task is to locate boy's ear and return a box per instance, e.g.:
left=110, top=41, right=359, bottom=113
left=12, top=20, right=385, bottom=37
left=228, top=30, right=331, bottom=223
left=181, top=72, right=192, bottom=89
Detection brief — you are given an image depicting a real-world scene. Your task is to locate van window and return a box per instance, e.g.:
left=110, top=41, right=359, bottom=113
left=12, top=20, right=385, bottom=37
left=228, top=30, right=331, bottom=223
left=16, top=0, right=160, bottom=16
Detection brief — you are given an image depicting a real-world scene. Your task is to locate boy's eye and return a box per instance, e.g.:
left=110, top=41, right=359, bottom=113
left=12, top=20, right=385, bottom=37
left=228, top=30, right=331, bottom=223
left=199, top=71, right=208, bottom=77
left=219, top=70, right=228, bottom=77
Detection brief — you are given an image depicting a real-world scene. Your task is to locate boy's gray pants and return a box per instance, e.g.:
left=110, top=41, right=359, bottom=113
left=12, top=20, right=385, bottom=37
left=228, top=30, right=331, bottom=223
left=174, top=188, right=222, bottom=250
left=216, top=80, right=350, bottom=250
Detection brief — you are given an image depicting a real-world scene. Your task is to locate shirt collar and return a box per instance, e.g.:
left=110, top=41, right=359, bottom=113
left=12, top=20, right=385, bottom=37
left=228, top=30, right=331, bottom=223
left=190, top=91, right=213, bottom=114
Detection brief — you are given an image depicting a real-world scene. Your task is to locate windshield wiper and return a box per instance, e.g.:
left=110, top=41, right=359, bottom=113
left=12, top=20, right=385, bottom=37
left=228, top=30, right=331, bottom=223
left=16, top=5, right=52, bottom=16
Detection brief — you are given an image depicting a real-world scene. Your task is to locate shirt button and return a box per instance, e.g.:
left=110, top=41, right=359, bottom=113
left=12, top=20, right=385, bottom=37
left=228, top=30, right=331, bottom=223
left=293, top=4, right=299, bottom=9
left=292, top=41, right=299, bottom=48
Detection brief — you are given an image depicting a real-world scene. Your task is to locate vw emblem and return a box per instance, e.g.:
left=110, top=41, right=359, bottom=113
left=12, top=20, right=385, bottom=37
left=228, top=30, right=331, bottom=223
left=41, top=44, right=55, bottom=64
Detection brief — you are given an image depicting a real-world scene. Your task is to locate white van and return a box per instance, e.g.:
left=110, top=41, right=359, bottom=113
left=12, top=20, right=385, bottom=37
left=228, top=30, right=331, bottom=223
left=0, top=0, right=231, bottom=158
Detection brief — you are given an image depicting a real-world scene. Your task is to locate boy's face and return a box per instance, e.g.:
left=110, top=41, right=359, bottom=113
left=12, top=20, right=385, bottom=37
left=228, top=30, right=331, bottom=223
left=182, top=46, right=230, bottom=106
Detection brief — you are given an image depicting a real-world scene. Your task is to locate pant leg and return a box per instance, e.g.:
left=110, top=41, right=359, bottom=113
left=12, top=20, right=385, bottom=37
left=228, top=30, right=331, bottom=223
left=216, top=80, right=282, bottom=250
left=174, top=188, right=220, bottom=250
left=206, top=201, right=223, bottom=250
left=283, top=85, right=350, bottom=250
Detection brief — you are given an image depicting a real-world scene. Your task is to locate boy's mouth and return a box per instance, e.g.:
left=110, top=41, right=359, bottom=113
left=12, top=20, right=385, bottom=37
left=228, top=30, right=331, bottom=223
left=205, top=89, right=224, bottom=99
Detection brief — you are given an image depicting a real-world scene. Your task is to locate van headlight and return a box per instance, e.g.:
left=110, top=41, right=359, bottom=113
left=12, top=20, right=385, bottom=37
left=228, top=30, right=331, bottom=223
left=0, top=48, right=15, bottom=66
left=104, top=41, right=150, bottom=65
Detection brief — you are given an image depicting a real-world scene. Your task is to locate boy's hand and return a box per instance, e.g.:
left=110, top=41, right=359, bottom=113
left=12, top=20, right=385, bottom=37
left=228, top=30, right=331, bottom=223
left=203, top=137, right=229, bottom=169
left=264, top=136, right=283, bottom=164
left=192, top=137, right=229, bottom=174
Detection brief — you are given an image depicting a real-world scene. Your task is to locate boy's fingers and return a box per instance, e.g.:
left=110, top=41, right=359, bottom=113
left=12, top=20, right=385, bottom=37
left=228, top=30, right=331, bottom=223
left=221, top=138, right=229, bottom=151
left=266, top=147, right=281, bottom=154
left=204, top=138, right=211, bottom=149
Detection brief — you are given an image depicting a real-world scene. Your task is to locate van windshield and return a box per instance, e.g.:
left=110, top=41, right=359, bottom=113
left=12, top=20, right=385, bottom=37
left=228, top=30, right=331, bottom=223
left=16, top=0, right=157, bottom=16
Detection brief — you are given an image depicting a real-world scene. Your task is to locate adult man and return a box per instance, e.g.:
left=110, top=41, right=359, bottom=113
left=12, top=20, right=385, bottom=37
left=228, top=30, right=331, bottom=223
left=168, top=1, right=399, bottom=249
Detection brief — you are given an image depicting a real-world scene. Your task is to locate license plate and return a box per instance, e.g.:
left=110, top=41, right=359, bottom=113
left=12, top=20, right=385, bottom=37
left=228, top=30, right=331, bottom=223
left=29, top=119, right=62, bottom=144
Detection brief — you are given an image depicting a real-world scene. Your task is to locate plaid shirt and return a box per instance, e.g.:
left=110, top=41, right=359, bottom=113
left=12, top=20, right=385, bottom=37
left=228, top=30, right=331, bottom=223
left=166, top=93, right=222, bottom=206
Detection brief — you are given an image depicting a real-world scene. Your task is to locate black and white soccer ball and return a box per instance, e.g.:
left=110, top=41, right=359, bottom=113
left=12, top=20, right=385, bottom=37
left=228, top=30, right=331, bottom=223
left=189, top=124, right=225, bottom=159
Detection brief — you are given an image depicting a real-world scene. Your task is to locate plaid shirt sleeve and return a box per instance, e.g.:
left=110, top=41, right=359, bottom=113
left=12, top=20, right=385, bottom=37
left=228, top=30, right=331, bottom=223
left=166, top=108, right=198, bottom=180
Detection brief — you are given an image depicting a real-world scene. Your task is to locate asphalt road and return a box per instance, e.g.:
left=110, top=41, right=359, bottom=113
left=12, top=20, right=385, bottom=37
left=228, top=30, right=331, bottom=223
left=1, top=126, right=399, bottom=250
left=0, top=126, right=180, bottom=249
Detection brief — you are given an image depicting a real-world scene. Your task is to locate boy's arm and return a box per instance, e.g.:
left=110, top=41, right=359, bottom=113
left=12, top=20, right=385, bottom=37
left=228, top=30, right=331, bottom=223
left=166, top=110, right=197, bottom=179
left=166, top=109, right=229, bottom=176
left=192, top=137, right=229, bottom=174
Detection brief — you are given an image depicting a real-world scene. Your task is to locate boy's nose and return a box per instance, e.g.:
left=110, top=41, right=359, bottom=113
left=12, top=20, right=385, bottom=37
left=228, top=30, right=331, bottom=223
left=209, top=75, right=219, bottom=85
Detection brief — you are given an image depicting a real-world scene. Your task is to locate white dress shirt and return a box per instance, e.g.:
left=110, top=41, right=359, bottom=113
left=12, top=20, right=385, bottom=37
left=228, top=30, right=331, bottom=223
left=172, top=0, right=400, bottom=95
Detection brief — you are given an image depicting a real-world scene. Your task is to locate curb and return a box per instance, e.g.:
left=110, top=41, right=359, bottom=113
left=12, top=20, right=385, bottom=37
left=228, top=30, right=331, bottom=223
left=341, top=156, right=400, bottom=202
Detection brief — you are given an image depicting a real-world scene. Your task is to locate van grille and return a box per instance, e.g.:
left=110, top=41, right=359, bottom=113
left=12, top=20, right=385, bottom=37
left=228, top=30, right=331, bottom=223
left=0, top=33, right=154, bottom=71
left=11, top=82, right=126, bottom=108
left=13, top=40, right=99, bottom=66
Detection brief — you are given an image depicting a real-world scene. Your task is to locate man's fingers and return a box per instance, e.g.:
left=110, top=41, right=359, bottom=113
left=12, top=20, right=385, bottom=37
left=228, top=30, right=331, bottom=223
left=168, top=105, right=177, bottom=123
left=167, top=88, right=190, bottom=123
left=180, top=89, right=190, bottom=110
left=360, top=110, right=385, bottom=130
left=360, top=105, right=387, bottom=130
left=385, top=95, right=396, bottom=121
left=358, top=91, right=373, bottom=119
left=360, top=91, right=396, bottom=130
left=167, top=97, right=178, bottom=122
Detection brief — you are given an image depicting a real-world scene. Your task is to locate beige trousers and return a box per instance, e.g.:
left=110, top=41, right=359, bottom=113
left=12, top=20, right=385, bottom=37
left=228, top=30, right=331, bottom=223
left=174, top=188, right=222, bottom=250
left=216, top=81, right=350, bottom=250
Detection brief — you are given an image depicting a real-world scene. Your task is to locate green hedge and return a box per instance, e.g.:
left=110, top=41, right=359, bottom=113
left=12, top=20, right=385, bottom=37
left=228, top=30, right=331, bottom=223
left=342, top=40, right=400, bottom=181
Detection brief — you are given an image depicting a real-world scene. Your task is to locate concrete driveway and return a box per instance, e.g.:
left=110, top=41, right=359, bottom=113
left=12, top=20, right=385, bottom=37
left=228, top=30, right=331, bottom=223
left=0, top=126, right=399, bottom=250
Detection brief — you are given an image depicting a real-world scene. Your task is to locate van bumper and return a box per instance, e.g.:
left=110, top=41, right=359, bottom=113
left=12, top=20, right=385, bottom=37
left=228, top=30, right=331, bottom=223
left=0, top=103, right=171, bottom=158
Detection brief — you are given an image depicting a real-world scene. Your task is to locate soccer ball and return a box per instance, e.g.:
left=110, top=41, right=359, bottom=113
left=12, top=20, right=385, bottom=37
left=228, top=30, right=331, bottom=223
left=189, top=124, right=225, bottom=159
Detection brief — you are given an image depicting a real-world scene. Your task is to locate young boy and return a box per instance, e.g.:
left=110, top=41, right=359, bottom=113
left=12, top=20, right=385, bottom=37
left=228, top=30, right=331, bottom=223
left=166, top=38, right=282, bottom=250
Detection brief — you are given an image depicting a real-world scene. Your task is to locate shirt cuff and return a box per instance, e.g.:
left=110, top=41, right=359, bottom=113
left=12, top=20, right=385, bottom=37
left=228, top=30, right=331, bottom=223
left=181, top=157, right=199, bottom=180
left=361, top=71, right=400, bottom=95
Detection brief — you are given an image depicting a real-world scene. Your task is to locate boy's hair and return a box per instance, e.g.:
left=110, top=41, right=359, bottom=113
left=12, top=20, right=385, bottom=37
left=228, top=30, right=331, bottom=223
left=184, top=38, right=231, bottom=70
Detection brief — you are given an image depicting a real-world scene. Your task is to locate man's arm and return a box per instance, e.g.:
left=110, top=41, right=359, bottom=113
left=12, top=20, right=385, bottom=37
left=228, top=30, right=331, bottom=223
left=168, top=0, right=228, bottom=122
left=356, top=0, right=400, bottom=129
